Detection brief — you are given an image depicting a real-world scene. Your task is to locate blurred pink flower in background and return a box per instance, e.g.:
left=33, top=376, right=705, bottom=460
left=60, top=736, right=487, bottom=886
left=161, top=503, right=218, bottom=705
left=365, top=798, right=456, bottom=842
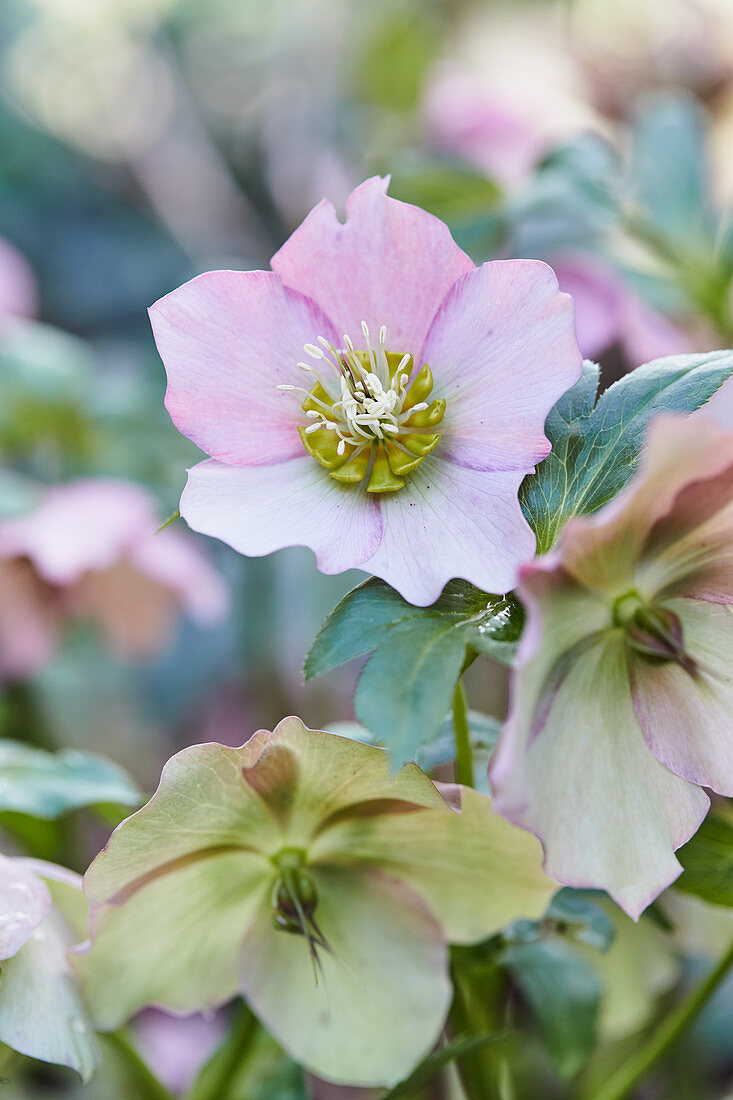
left=551, top=253, right=696, bottom=363
left=133, top=1009, right=225, bottom=1095
left=569, top=0, right=733, bottom=116
left=0, top=478, right=229, bottom=678
left=0, top=236, right=38, bottom=328
left=422, top=14, right=602, bottom=185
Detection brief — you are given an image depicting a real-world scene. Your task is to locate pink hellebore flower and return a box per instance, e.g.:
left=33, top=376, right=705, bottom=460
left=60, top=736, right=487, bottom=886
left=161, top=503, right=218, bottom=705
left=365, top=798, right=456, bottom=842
left=0, top=478, right=228, bottom=675
left=490, top=416, right=733, bottom=919
left=150, top=177, right=582, bottom=606
left=421, top=18, right=601, bottom=188
left=551, top=254, right=695, bottom=365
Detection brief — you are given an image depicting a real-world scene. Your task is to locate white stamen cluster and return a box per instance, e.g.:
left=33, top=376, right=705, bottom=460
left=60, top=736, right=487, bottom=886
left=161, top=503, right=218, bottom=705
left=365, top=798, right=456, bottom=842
left=277, top=322, right=427, bottom=457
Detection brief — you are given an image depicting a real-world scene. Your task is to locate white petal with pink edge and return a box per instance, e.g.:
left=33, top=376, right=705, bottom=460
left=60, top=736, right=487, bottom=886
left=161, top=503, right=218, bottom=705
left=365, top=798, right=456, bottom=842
left=181, top=458, right=382, bottom=576
left=363, top=456, right=536, bottom=606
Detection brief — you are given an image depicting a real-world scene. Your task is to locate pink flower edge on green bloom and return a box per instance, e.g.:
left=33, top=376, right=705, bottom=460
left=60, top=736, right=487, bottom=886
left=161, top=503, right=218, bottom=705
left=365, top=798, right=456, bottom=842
left=490, top=415, right=733, bottom=919
left=0, top=856, right=98, bottom=1079
left=0, top=853, right=51, bottom=959
left=150, top=176, right=582, bottom=606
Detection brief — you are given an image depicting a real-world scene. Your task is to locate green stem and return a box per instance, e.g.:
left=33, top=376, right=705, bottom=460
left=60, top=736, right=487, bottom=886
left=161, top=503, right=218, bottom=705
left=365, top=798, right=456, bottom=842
left=105, top=1030, right=175, bottom=1100
left=452, top=680, right=473, bottom=788
left=187, top=1002, right=259, bottom=1100
left=449, top=948, right=509, bottom=1100
left=589, top=937, right=733, bottom=1100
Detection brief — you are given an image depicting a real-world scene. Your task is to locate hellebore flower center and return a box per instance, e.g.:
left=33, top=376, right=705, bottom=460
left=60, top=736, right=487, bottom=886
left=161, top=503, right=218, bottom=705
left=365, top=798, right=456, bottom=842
left=612, top=588, right=698, bottom=676
left=278, top=321, right=445, bottom=493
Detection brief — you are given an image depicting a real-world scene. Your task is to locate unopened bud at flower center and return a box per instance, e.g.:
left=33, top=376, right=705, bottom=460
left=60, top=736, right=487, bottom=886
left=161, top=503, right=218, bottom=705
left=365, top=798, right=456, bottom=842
left=277, top=322, right=445, bottom=492
left=613, top=589, right=697, bottom=676
left=270, top=848, right=320, bottom=936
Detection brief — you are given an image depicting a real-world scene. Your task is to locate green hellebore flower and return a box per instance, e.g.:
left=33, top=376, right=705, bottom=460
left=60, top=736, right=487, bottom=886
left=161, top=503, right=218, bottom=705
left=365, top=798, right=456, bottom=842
left=79, top=717, right=554, bottom=1087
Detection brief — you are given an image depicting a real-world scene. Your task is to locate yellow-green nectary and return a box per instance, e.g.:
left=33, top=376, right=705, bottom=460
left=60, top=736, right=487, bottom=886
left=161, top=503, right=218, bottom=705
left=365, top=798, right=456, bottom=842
left=291, top=330, right=445, bottom=492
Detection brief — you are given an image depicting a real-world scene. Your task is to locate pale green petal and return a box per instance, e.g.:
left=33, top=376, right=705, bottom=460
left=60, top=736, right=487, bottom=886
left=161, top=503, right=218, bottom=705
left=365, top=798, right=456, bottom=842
left=80, top=850, right=272, bottom=1028
left=492, top=634, right=708, bottom=919
left=240, top=866, right=451, bottom=1088
left=579, top=902, right=678, bottom=1040
left=86, top=722, right=448, bottom=907
left=311, top=786, right=554, bottom=943
left=663, top=890, right=733, bottom=957
left=256, top=717, right=449, bottom=844
left=84, top=734, right=277, bottom=904
left=0, top=888, right=100, bottom=1080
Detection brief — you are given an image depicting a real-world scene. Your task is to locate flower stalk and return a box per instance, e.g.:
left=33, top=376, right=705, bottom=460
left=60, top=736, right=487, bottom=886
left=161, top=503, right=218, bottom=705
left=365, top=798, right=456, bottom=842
left=588, top=937, right=733, bottom=1100
left=452, top=679, right=474, bottom=788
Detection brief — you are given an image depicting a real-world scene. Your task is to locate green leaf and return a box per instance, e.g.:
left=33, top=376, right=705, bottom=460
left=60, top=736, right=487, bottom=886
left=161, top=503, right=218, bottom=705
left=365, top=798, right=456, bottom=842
left=352, top=10, right=440, bottom=111
left=521, top=352, right=733, bottom=553
left=305, top=579, right=522, bottom=765
left=381, top=1032, right=512, bottom=1100
left=0, top=740, right=141, bottom=818
left=389, top=160, right=501, bottom=225
left=674, top=813, right=733, bottom=908
left=501, top=940, right=602, bottom=1078
left=627, top=91, right=708, bottom=240
left=187, top=1003, right=307, bottom=1100
left=546, top=890, right=616, bottom=953
left=416, top=710, right=502, bottom=775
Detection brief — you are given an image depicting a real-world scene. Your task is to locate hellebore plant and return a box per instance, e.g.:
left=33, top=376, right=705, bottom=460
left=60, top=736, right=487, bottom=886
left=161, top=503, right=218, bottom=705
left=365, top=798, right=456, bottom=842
left=491, top=415, right=733, bottom=919
left=0, top=477, right=228, bottom=674
left=79, top=717, right=554, bottom=1087
left=150, top=176, right=581, bottom=605
left=0, top=853, right=98, bottom=1079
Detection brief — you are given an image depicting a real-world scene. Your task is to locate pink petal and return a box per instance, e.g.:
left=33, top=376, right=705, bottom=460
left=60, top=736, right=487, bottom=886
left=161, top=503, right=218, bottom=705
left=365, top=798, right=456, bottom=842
left=423, top=70, right=551, bottom=184
left=0, top=559, right=59, bottom=680
left=618, top=294, right=695, bottom=367
left=639, top=437, right=733, bottom=604
left=491, top=632, right=709, bottom=920
left=0, top=855, right=50, bottom=960
left=551, top=253, right=625, bottom=358
left=271, top=177, right=474, bottom=356
left=180, top=458, right=382, bottom=575
left=134, top=1010, right=225, bottom=1095
left=702, top=374, right=733, bottom=430
left=559, top=416, right=733, bottom=595
left=364, top=457, right=536, bottom=606
left=0, top=480, right=156, bottom=586
left=423, top=260, right=582, bottom=471
left=66, top=562, right=180, bottom=658
left=130, top=527, right=230, bottom=626
left=150, top=270, right=338, bottom=467
left=0, top=237, right=38, bottom=326
left=630, top=597, right=733, bottom=794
